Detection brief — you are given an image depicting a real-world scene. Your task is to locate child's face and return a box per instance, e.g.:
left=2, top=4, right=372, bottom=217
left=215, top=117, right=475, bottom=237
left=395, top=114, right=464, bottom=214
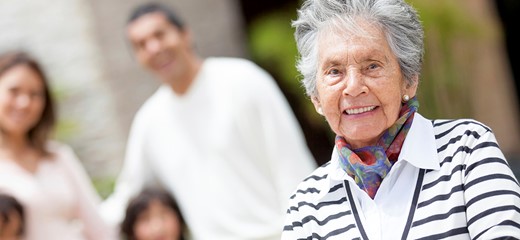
left=134, top=199, right=182, bottom=240
left=0, top=210, right=23, bottom=240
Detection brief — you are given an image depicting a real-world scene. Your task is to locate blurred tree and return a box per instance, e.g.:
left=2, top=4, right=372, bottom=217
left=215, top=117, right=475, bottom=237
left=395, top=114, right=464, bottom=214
left=408, top=0, right=478, bottom=118
left=494, top=0, right=520, bottom=176
left=241, top=0, right=333, bottom=166
left=248, top=8, right=334, bottom=166
left=494, top=0, right=520, bottom=112
left=410, top=0, right=520, bottom=157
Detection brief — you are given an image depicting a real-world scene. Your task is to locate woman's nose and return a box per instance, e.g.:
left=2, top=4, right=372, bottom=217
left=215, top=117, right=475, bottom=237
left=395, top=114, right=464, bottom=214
left=15, top=94, right=31, bottom=108
left=342, top=69, right=368, bottom=97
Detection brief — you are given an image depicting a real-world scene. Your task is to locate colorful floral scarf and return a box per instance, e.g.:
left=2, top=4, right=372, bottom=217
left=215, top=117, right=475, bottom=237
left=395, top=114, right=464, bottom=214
left=335, top=97, right=419, bottom=199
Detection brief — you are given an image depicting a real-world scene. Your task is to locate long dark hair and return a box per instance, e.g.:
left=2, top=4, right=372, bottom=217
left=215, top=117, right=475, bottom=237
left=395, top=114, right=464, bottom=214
left=121, top=188, right=187, bottom=240
left=0, top=193, right=25, bottom=237
left=0, top=51, right=56, bottom=156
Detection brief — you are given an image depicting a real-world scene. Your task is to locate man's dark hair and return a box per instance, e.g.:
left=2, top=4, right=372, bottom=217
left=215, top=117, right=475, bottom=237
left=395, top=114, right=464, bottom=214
left=127, top=2, right=185, bottom=30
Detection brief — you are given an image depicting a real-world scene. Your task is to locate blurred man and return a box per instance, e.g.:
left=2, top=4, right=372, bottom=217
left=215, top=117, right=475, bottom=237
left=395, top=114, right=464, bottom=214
left=100, top=3, right=316, bottom=240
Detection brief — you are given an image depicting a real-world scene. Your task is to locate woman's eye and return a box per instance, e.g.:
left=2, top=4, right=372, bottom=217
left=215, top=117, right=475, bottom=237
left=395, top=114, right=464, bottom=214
left=368, top=63, right=379, bottom=70
left=8, top=88, right=19, bottom=95
left=328, top=68, right=340, bottom=76
left=31, top=92, right=43, bottom=99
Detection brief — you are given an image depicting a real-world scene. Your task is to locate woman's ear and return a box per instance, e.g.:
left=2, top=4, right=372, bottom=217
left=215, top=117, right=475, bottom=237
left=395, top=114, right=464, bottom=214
left=311, top=96, right=323, bottom=115
left=405, top=75, right=419, bottom=98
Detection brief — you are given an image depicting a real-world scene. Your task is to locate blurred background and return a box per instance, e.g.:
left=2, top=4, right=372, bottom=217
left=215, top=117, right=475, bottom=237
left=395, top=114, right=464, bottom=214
left=0, top=0, right=518, bottom=197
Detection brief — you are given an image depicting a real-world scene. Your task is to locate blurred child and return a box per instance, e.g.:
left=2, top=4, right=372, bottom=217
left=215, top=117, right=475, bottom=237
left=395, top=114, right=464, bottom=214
left=121, top=188, right=187, bottom=240
left=0, top=193, right=24, bottom=240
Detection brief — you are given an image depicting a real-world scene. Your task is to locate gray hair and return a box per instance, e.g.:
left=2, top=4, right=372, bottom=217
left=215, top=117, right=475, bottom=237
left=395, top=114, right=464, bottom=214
left=293, top=0, right=424, bottom=97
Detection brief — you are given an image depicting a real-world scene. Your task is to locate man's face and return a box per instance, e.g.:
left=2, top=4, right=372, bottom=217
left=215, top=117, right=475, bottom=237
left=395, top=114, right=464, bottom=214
left=127, top=12, right=193, bottom=82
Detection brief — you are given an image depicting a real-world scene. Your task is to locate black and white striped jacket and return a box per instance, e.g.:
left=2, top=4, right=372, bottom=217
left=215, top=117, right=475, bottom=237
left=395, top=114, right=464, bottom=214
left=283, top=114, right=520, bottom=239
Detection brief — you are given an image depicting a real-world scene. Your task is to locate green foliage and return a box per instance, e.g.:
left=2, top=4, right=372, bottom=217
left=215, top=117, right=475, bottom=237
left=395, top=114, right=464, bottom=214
left=50, top=85, right=80, bottom=141
left=408, top=0, right=482, bottom=119
left=249, top=11, right=300, bottom=96
left=92, top=176, right=116, bottom=199
left=248, top=6, right=331, bottom=133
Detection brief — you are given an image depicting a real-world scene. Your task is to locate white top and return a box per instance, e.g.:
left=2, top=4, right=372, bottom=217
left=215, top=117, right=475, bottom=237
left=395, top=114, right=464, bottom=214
left=324, top=113, right=440, bottom=240
left=101, top=57, right=317, bottom=240
left=0, top=141, right=116, bottom=240
left=283, top=113, right=520, bottom=239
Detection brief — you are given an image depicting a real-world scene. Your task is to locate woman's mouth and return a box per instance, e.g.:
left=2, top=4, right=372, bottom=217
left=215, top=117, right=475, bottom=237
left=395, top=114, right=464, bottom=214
left=344, top=106, right=377, bottom=115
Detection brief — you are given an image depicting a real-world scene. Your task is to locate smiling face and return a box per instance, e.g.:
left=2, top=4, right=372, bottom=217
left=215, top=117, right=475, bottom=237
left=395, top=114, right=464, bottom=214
left=0, top=65, right=46, bottom=139
left=127, top=12, right=194, bottom=85
left=313, top=21, right=417, bottom=149
left=134, top=199, right=182, bottom=240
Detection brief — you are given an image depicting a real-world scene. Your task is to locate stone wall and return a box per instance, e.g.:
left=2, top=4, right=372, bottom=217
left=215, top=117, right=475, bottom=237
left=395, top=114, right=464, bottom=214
left=0, top=0, right=124, bottom=178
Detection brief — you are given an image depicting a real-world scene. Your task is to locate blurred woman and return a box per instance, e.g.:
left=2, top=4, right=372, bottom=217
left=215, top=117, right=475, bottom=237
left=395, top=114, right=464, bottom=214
left=0, top=51, right=115, bottom=240
left=121, top=188, right=187, bottom=240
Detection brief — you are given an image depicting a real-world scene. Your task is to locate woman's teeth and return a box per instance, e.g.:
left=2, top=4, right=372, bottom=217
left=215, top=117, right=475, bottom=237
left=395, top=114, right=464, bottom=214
left=345, top=106, right=376, bottom=115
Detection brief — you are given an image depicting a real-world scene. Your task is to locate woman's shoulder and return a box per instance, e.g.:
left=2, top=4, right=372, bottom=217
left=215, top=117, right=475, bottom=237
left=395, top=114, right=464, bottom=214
left=44, top=141, right=79, bottom=163
left=44, top=141, right=90, bottom=174
left=45, top=140, right=74, bottom=154
left=430, top=118, right=492, bottom=135
left=289, top=161, right=332, bottom=200
left=428, top=118, right=495, bottom=152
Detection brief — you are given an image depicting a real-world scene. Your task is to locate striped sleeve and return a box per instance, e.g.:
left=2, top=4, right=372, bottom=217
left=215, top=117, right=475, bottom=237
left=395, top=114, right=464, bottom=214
left=463, top=129, right=520, bottom=239
left=282, top=193, right=307, bottom=239
left=282, top=166, right=363, bottom=239
left=282, top=176, right=318, bottom=240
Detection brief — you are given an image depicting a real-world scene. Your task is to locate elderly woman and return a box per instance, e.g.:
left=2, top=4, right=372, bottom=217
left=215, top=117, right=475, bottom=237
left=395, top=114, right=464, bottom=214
left=283, top=0, right=520, bottom=239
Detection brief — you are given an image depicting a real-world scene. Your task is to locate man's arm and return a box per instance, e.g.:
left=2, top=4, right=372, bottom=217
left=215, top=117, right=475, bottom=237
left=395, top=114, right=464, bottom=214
left=99, top=111, right=154, bottom=228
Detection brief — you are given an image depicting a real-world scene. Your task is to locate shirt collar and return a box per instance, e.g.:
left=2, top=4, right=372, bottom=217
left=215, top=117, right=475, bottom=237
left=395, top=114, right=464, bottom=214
left=315, top=148, right=346, bottom=200
left=399, top=113, right=440, bottom=170
left=315, top=113, right=440, bottom=201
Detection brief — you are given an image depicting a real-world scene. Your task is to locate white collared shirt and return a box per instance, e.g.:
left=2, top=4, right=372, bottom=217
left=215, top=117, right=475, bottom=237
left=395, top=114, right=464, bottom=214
left=283, top=113, right=520, bottom=239
left=320, top=113, right=440, bottom=240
